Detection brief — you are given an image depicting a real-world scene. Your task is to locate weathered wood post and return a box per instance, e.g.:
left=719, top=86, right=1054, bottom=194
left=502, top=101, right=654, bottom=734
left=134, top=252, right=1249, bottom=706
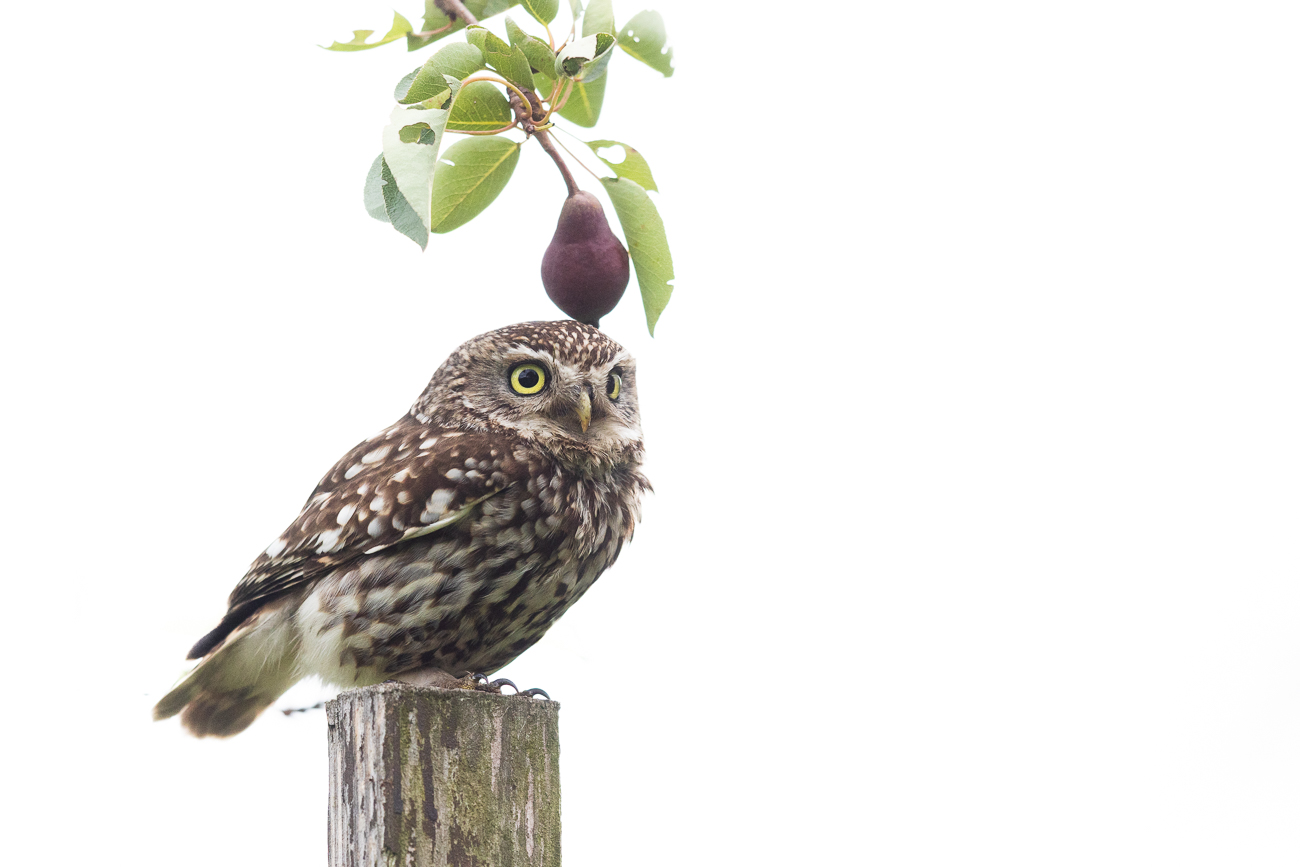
left=327, top=683, right=561, bottom=867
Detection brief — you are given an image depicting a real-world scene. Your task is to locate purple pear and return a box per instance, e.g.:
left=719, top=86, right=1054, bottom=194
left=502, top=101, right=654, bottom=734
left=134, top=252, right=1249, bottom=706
left=541, top=191, right=630, bottom=326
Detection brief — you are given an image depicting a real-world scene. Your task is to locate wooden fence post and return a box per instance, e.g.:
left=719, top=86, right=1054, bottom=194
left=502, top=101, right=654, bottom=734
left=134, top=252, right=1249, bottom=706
left=326, top=683, right=561, bottom=867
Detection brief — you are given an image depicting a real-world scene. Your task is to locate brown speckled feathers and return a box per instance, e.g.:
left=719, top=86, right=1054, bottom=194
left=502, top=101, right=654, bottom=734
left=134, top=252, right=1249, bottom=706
left=157, top=321, right=648, bottom=736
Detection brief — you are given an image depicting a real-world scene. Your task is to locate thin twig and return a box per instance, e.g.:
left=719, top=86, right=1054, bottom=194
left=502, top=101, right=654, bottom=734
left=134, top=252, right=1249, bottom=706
left=552, top=78, right=575, bottom=113
left=550, top=130, right=608, bottom=185
left=463, top=74, right=532, bottom=114
left=410, top=22, right=455, bottom=39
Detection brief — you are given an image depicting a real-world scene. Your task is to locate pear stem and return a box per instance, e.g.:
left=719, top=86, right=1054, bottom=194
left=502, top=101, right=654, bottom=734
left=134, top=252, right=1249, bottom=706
left=537, top=129, right=580, bottom=198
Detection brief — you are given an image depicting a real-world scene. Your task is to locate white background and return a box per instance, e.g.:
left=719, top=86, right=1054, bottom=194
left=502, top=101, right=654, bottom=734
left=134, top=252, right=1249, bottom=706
left=3, top=1, right=1298, bottom=863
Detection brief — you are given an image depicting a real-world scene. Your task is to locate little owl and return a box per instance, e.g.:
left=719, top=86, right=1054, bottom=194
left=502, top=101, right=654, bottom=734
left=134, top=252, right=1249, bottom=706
left=154, top=321, right=649, bottom=737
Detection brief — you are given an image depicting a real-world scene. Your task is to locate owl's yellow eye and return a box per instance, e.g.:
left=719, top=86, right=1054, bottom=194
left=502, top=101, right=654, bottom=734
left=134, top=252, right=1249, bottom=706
left=509, top=363, right=548, bottom=395
left=606, top=373, right=622, bottom=400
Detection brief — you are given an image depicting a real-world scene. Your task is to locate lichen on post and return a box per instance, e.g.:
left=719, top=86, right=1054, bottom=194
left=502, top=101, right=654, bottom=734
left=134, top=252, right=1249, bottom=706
left=327, top=683, right=561, bottom=867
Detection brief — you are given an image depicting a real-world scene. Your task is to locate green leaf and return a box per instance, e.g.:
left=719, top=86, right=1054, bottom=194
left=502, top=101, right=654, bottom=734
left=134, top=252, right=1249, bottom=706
left=519, top=0, right=559, bottom=26
left=399, top=42, right=485, bottom=104
left=557, top=73, right=606, bottom=127
left=583, top=0, right=614, bottom=36
left=381, top=158, right=428, bottom=248
left=618, top=10, right=673, bottom=77
left=601, top=177, right=673, bottom=334
left=534, top=71, right=558, bottom=94
left=408, top=0, right=521, bottom=50
left=364, top=154, right=389, bottom=222
left=569, top=0, right=585, bottom=19
left=555, top=32, right=616, bottom=82
left=382, top=85, right=461, bottom=234
left=585, top=140, right=657, bottom=191
left=505, top=16, right=557, bottom=82
left=429, top=137, right=522, bottom=233
left=323, top=12, right=413, bottom=51
left=447, top=81, right=514, bottom=131
left=465, top=26, right=535, bottom=92
left=394, top=67, right=420, bottom=102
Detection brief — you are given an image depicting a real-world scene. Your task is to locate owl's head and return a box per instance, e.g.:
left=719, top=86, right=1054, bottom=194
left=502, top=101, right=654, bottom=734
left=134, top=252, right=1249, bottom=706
left=413, top=321, right=643, bottom=472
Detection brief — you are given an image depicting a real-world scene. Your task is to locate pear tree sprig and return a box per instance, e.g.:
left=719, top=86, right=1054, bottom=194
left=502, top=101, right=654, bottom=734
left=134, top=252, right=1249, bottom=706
left=342, top=0, right=675, bottom=334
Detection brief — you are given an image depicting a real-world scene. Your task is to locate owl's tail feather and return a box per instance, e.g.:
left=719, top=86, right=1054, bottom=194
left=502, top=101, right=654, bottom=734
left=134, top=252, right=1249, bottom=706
left=153, top=614, right=301, bottom=738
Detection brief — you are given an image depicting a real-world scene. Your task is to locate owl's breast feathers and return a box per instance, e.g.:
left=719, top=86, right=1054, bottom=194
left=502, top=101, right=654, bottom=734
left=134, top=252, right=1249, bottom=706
left=187, top=415, right=646, bottom=661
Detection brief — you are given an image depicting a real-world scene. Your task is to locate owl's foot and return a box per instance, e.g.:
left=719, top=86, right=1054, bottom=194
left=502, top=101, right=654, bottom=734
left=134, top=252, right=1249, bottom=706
left=466, top=673, right=517, bottom=693
left=468, top=674, right=551, bottom=700
left=389, top=669, right=549, bottom=698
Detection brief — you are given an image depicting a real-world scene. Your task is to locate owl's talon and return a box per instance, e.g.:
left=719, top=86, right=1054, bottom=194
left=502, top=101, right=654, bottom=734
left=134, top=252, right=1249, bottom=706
left=489, top=678, right=519, bottom=694
left=518, top=687, right=551, bottom=700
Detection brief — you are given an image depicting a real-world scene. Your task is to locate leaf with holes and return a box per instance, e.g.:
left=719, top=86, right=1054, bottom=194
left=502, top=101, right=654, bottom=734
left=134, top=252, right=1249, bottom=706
left=323, top=12, right=413, bottom=51
left=519, top=0, right=559, bottom=26
left=557, top=73, right=606, bottom=127
left=555, top=32, right=616, bottom=82
left=601, top=177, right=673, bottom=335
left=618, top=10, right=673, bottom=77
left=429, top=137, right=522, bottom=233
left=583, top=0, right=614, bottom=36
left=382, top=86, right=460, bottom=235
left=465, top=26, right=536, bottom=93
left=586, top=140, right=657, bottom=191
left=447, top=81, right=514, bottom=132
left=398, top=43, right=485, bottom=105
left=408, top=0, right=521, bottom=51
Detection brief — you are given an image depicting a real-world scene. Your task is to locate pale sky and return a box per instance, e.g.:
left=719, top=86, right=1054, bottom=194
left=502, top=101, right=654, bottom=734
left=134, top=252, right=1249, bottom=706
left=4, top=1, right=1299, bottom=864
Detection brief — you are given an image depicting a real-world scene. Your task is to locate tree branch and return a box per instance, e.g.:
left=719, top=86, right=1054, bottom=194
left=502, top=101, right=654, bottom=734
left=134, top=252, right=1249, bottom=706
left=434, top=0, right=479, bottom=26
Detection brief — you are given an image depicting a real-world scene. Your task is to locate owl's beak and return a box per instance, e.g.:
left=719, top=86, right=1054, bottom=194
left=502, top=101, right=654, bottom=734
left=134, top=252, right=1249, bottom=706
left=575, top=389, right=592, bottom=433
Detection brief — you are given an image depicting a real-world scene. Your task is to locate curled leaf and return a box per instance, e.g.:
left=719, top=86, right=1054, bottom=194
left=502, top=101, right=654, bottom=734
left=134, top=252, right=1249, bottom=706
left=382, top=83, right=461, bottom=234
left=555, top=32, right=616, bottom=82
left=364, top=154, right=389, bottom=222
left=382, top=158, right=428, bottom=249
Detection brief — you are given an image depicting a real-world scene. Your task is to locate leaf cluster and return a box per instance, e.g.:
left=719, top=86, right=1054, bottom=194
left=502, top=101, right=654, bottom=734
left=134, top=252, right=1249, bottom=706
left=332, top=0, right=675, bottom=334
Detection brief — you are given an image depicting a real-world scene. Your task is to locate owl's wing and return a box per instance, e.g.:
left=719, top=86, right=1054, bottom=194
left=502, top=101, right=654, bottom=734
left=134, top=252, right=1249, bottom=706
left=186, top=424, right=528, bottom=659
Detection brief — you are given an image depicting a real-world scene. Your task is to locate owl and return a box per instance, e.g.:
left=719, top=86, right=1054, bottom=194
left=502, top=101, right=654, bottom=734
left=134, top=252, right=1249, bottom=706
left=154, top=321, right=648, bottom=737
